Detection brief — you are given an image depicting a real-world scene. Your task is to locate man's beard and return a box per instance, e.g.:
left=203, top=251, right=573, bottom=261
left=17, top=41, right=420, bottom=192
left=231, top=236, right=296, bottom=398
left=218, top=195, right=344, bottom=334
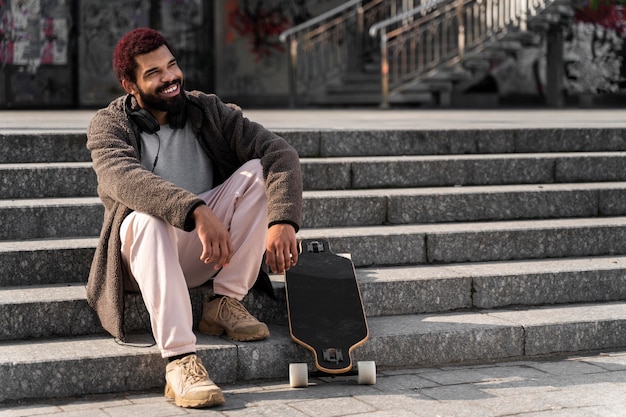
left=137, top=80, right=185, bottom=114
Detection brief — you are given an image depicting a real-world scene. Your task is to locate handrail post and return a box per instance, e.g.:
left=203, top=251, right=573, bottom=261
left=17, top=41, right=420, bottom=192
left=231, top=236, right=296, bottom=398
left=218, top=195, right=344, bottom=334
left=288, top=37, right=298, bottom=108
left=380, top=33, right=390, bottom=108
left=457, top=0, right=465, bottom=59
left=520, top=0, right=528, bottom=31
left=356, top=2, right=364, bottom=70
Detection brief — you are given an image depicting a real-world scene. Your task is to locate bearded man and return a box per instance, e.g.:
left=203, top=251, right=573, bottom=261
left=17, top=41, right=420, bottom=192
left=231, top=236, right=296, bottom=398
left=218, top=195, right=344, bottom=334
left=86, top=28, right=302, bottom=408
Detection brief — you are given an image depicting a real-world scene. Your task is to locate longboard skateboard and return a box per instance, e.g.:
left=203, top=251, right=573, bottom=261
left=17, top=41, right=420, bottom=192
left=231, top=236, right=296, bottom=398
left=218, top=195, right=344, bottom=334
left=285, top=238, right=375, bottom=387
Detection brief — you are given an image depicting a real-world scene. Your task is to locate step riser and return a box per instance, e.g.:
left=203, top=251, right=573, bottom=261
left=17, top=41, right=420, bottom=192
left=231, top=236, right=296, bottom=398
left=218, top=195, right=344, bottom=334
left=301, top=156, right=626, bottom=190
left=0, top=205, right=103, bottom=240
left=7, top=187, right=626, bottom=239
left=301, top=222, right=626, bottom=266
left=0, top=166, right=96, bottom=199
left=0, top=133, right=90, bottom=163
left=304, top=187, right=626, bottom=228
left=0, top=245, right=93, bottom=287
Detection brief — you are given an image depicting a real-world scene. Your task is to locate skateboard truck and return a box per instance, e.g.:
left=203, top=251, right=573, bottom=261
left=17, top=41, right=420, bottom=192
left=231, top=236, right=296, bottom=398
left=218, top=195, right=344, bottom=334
left=306, top=240, right=325, bottom=253
left=323, top=348, right=344, bottom=364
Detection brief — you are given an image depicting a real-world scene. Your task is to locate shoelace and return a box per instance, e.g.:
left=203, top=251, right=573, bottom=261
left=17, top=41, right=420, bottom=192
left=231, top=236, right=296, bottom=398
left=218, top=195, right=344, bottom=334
left=182, top=356, right=208, bottom=385
left=216, top=297, right=252, bottom=322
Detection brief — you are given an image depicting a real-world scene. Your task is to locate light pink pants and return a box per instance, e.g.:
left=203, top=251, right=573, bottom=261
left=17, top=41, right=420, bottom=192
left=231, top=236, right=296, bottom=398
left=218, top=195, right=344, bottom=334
left=120, top=159, right=268, bottom=357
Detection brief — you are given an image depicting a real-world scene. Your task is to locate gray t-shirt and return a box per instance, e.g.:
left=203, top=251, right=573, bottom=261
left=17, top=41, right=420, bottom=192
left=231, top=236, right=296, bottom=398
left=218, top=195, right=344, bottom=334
left=140, top=122, right=213, bottom=194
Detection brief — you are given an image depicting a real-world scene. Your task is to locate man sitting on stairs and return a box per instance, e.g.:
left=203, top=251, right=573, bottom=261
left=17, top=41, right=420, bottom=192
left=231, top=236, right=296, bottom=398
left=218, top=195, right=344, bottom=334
left=86, top=27, right=302, bottom=408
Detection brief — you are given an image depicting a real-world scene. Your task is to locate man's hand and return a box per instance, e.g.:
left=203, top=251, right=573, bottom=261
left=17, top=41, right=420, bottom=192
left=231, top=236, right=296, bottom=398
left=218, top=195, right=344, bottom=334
left=265, top=223, right=298, bottom=274
left=193, top=204, right=233, bottom=270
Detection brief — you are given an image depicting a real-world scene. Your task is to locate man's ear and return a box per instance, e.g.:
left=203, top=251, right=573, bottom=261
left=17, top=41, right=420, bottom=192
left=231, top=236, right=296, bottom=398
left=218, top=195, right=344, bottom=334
left=121, top=79, right=137, bottom=95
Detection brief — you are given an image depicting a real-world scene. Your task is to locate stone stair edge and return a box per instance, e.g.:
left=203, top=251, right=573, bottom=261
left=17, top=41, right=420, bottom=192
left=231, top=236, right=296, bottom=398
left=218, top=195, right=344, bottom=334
left=6, top=182, right=626, bottom=234
left=3, top=255, right=626, bottom=340
left=3, top=127, right=626, bottom=163
left=2, top=301, right=626, bottom=402
left=4, top=217, right=626, bottom=278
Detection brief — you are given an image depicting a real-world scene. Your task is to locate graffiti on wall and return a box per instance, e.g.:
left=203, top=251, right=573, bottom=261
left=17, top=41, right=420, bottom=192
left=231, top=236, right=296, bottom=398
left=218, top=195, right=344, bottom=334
left=0, top=0, right=73, bottom=106
left=488, top=2, right=625, bottom=99
left=0, top=0, right=70, bottom=70
left=565, top=3, right=625, bottom=93
left=160, top=0, right=207, bottom=92
left=225, top=0, right=331, bottom=62
left=218, top=0, right=340, bottom=100
left=79, top=0, right=149, bottom=105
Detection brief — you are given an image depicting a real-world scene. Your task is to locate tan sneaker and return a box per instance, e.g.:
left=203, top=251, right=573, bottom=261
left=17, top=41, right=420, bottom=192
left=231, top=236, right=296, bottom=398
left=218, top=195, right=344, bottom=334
left=164, top=354, right=225, bottom=408
left=199, top=296, right=270, bottom=341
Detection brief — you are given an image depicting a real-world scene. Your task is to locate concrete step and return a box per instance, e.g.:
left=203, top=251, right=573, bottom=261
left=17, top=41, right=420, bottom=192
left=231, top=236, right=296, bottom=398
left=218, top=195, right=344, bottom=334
left=13, top=151, right=626, bottom=198
left=300, top=153, right=626, bottom=190
left=3, top=256, right=626, bottom=340
left=6, top=182, right=626, bottom=238
left=4, top=217, right=626, bottom=285
left=0, top=132, right=89, bottom=163
left=5, top=129, right=626, bottom=164
left=6, top=151, right=626, bottom=199
left=0, top=238, right=96, bottom=287
left=0, top=282, right=284, bottom=341
left=2, top=301, right=625, bottom=402
left=0, top=163, right=96, bottom=199
left=287, top=128, right=626, bottom=157
left=302, top=182, right=626, bottom=227
left=0, top=198, right=103, bottom=240
left=298, top=217, right=626, bottom=266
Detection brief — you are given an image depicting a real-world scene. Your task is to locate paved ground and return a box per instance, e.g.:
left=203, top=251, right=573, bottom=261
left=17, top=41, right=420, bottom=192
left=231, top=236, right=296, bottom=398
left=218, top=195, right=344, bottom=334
left=0, top=351, right=625, bottom=417
left=2, top=108, right=626, bottom=131
left=1, top=108, right=626, bottom=416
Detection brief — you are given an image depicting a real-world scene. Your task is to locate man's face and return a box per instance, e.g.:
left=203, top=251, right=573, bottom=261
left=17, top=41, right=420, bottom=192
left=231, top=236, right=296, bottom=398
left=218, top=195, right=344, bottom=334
left=124, top=44, right=185, bottom=122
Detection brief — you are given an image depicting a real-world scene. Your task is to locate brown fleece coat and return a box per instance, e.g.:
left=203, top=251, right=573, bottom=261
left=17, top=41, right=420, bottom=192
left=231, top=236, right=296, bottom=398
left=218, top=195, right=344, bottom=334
left=86, top=91, right=302, bottom=341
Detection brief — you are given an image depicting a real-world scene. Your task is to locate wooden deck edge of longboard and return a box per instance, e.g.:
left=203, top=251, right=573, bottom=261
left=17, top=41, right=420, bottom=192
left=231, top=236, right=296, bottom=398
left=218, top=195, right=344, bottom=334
left=287, top=329, right=370, bottom=374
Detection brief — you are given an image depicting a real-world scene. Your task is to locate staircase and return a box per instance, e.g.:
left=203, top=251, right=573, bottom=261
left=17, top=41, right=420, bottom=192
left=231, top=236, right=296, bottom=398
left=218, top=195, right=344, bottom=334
left=2, top=124, right=626, bottom=402
left=281, top=0, right=575, bottom=107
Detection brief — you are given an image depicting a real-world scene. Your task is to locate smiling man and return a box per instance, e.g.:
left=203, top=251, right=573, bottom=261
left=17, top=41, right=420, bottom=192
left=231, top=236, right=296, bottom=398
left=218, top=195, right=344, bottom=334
left=86, top=28, right=302, bottom=408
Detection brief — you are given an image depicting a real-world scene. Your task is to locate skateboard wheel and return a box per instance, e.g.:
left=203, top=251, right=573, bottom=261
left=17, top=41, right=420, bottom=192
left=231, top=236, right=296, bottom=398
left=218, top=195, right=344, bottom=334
left=289, top=363, right=308, bottom=388
left=357, top=361, right=376, bottom=385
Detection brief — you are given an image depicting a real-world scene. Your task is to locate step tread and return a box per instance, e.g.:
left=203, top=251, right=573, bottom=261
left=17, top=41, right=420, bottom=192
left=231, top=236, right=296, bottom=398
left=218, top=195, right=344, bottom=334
left=0, top=237, right=98, bottom=252
left=0, top=162, right=92, bottom=169
left=299, top=216, right=626, bottom=236
left=300, top=151, right=626, bottom=162
left=303, top=181, right=626, bottom=197
left=0, top=282, right=86, bottom=303
left=0, top=197, right=101, bottom=208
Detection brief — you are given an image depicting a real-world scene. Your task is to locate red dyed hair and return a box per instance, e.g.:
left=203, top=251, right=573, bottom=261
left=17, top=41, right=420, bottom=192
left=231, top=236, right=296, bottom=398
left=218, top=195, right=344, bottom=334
left=112, top=28, right=173, bottom=84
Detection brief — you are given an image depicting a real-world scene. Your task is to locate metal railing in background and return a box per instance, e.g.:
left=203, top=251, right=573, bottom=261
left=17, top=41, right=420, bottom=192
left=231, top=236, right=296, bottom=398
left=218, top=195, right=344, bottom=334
left=279, top=0, right=418, bottom=107
left=369, top=0, right=556, bottom=107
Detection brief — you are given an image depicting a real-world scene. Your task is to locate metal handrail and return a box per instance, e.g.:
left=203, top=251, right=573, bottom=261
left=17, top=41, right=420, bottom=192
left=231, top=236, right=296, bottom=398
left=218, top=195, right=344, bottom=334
left=369, top=0, right=446, bottom=37
left=279, top=0, right=364, bottom=43
left=369, top=0, right=556, bottom=107
left=279, top=0, right=403, bottom=107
